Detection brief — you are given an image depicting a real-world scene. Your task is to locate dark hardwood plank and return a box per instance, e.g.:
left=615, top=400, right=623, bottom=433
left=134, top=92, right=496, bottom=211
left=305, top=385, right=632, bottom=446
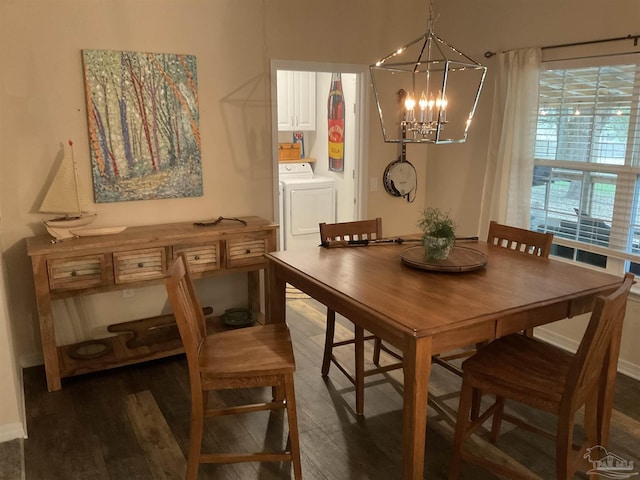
left=125, top=390, right=186, bottom=479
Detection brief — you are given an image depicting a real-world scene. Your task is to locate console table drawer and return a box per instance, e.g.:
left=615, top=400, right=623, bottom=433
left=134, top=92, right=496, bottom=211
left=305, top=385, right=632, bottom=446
left=114, top=248, right=167, bottom=284
left=47, top=254, right=111, bottom=292
left=174, top=242, right=221, bottom=274
left=226, top=237, right=268, bottom=268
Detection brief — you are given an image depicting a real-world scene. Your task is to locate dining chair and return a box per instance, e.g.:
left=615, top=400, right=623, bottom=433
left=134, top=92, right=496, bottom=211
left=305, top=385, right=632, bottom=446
left=164, top=254, right=302, bottom=480
left=433, top=221, right=555, bottom=377
left=449, top=273, right=634, bottom=480
left=319, top=218, right=403, bottom=416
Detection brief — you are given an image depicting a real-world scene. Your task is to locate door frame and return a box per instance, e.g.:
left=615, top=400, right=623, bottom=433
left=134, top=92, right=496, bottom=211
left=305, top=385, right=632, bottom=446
left=270, top=59, right=370, bottom=246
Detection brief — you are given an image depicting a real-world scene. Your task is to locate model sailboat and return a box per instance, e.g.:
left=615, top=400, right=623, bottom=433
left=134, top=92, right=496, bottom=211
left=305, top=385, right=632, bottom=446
left=40, top=140, right=97, bottom=239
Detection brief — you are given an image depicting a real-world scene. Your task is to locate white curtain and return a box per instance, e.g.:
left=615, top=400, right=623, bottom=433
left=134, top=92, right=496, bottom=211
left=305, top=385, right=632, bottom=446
left=479, top=48, right=541, bottom=234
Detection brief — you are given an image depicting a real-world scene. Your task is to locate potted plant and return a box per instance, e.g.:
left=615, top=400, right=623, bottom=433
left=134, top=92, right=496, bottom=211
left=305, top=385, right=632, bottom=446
left=418, top=207, right=456, bottom=261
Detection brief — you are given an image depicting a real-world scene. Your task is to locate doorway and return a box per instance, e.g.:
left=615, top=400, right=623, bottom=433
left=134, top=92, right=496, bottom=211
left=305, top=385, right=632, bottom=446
left=270, top=60, right=370, bottom=251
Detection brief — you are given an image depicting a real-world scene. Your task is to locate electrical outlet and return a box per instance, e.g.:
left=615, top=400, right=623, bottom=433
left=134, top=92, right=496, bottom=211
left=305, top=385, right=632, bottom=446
left=370, top=177, right=378, bottom=192
left=122, top=289, right=134, bottom=298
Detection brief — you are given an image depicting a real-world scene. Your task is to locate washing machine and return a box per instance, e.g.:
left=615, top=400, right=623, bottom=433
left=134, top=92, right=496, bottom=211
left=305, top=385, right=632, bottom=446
left=279, top=163, right=336, bottom=251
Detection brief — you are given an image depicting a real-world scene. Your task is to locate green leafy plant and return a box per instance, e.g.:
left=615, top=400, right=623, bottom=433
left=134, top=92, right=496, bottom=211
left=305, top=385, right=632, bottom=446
left=418, top=207, right=456, bottom=260
left=418, top=207, right=456, bottom=239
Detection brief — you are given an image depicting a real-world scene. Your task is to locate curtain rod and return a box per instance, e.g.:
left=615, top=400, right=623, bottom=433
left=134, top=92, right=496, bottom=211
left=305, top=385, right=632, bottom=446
left=484, top=34, right=640, bottom=59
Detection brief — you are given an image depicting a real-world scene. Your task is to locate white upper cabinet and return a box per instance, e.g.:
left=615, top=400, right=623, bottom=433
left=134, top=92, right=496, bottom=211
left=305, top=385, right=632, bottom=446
left=277, top=71, right=316, bottom=131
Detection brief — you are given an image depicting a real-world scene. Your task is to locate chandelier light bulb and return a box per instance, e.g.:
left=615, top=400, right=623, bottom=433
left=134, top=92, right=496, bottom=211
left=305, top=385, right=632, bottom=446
left=405, top=93, right=416, bottom=122
left=418, top=92, right=428, bottom=121
left=405, top=94, right=416, bottom=111
left=418, top=91, right=428, bottom=110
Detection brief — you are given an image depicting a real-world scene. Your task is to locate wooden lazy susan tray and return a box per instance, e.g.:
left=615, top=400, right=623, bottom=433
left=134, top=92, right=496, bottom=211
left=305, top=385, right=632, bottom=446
left=400, top=245, right=488, bottom=272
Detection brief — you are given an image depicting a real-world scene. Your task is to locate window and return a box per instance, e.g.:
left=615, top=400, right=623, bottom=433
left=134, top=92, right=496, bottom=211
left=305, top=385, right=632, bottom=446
left=530, top=56, right=640, bottom=275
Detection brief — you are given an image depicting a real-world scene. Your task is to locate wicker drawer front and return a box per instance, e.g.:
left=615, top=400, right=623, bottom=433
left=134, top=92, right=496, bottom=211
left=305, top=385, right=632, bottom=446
left=226, top=238, right=267, bottom=268
left=174, top=243, right=221, bottom=274
left=47, top=255, right=109, bottom=292
left=114, top=248, right=166, bottom=284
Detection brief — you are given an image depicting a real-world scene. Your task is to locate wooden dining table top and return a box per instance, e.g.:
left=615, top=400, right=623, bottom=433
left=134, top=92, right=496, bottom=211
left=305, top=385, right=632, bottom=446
left=267, top=241, right=622, bottom=346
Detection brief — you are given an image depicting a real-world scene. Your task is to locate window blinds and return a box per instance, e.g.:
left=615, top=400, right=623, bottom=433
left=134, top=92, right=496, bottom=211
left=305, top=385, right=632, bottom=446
left=531, top=54, right=640, bottom=268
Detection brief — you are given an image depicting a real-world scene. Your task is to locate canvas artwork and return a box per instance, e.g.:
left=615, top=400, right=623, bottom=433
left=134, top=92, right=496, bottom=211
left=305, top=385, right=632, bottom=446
left=82, top=49, right=202, bottom=203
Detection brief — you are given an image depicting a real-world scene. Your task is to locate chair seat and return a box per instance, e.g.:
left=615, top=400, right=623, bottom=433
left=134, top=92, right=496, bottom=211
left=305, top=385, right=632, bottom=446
left=200, top=323, right=296, bottom=378
left=463, top=334, right=572, bottom=413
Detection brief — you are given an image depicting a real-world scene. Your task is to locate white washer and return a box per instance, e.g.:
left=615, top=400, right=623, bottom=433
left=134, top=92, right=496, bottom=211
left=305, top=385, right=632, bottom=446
left=279, top=163, right=336, bottom=251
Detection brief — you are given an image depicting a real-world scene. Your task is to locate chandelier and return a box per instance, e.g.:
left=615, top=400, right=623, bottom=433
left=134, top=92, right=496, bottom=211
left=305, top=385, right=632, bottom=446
left=369, top=1, right=487, bottom=144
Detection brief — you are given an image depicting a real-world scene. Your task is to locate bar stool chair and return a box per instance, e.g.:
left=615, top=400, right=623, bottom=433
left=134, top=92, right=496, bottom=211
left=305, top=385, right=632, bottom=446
left=433, top=220, right=555, bottom=377
left=164, top=254, right=302, bottom=480
left=449, top=273, right=634, bottom=480
left=319, top=218, right=403, bottom=416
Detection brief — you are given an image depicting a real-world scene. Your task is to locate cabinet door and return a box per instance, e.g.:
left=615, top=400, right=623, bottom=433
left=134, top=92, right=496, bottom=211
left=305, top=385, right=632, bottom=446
left=277, top=71, right=295, bottom=131
left=276, top=71, right=316, bottom=131
left=292, top=71, right=316, bottom=131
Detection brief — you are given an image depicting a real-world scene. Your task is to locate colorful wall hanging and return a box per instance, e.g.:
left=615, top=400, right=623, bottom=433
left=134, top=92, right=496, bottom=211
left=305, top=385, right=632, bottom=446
left=82, top=49, right=202, bottom=202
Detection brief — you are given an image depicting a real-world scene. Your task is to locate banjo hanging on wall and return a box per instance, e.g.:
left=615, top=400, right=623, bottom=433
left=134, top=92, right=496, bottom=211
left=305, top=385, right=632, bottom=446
left=383, top=141, right=417, bottom=202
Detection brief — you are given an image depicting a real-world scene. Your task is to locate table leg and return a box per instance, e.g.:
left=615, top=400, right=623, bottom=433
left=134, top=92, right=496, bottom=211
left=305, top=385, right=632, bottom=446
left=32, top=256, right=62, bottom=392
left=403, top=335, right=432, bottom=480
left=267, top=263, right=287, bottom=400
left=355, top=325, right=365, bottom=416
left=267, top=264, right=286, bottom=325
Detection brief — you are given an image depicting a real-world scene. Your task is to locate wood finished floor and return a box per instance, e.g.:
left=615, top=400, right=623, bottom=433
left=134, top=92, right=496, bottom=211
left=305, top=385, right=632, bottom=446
left=21, top=297, right=640, bottom=479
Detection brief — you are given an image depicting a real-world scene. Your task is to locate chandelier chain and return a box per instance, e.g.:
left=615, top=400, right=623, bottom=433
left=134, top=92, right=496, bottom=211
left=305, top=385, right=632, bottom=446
left=427, top=0, right=437, bottom=32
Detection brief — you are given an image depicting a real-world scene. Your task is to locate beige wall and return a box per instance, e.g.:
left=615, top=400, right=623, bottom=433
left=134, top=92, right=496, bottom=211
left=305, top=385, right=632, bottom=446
left=1, top=0, right=639, bottom=438
left=0, top=230, right=23, bottom=441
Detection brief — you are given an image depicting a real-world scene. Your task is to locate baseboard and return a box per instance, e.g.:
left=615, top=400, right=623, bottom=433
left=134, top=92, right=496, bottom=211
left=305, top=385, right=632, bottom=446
left=0, top=423, right=25, bottom=442
left=535, top=328, right=640, bottom=381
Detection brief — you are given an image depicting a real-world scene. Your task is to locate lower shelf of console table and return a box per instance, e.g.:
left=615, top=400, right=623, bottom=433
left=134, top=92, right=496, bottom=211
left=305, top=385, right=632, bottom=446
left=57, top=315, right=255, bottom=379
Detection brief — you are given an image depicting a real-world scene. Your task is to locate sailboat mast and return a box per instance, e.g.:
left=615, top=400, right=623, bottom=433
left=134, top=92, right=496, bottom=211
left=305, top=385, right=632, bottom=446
left=69, top=140, right=84, bottom=215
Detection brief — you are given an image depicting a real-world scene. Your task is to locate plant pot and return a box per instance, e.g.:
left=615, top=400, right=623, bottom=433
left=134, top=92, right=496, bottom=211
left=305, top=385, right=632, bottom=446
left=423, top=235, right=455, bottom=261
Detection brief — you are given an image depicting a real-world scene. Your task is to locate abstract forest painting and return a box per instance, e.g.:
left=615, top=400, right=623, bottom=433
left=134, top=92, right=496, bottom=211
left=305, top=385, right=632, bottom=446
left=82, top=49, right=202, bottom=203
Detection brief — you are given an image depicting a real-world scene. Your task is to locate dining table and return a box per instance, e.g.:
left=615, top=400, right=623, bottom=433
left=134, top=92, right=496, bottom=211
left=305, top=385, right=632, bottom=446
left=265, top=240, right=624, bottom=479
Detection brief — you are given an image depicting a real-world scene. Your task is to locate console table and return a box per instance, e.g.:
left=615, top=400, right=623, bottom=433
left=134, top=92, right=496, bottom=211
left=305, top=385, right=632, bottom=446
left=26, top=216, right=277, bottom=391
